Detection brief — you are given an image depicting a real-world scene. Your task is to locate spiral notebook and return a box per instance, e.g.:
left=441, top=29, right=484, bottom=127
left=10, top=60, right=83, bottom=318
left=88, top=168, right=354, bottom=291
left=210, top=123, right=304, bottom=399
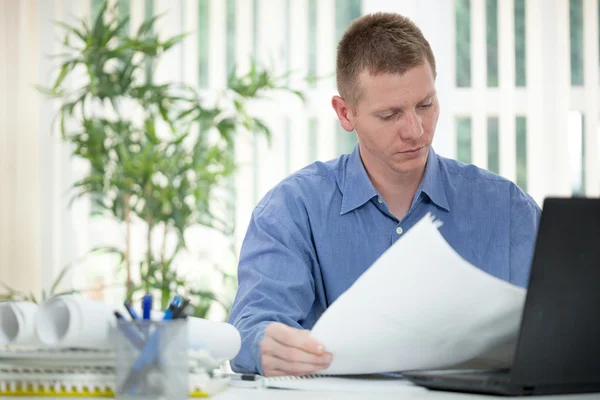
left=262, top=373, right=411, bottom=393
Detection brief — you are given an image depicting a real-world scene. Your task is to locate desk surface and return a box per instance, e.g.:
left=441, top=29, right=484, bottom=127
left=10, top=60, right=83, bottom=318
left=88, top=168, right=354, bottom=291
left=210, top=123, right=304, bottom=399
left=213, top=386, right=600, bottom=400
left=4, top=385, right=599, bottom=400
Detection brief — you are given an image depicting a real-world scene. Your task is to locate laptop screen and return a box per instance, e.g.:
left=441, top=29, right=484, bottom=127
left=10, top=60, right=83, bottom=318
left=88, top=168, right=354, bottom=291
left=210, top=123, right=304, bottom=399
left=511, top=198, right=600, bottom=385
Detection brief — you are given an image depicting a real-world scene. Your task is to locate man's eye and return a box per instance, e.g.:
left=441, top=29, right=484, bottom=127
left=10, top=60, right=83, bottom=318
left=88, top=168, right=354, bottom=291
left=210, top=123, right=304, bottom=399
left=419, top=102, right=433, bottom=109
left=379, top=114, right=395, bottom=121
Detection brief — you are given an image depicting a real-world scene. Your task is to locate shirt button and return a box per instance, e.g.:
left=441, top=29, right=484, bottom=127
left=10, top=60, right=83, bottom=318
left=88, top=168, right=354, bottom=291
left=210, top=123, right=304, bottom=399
left=377, top=197, right=383, bottom=204
left=396, top=227, right=403, bottom=235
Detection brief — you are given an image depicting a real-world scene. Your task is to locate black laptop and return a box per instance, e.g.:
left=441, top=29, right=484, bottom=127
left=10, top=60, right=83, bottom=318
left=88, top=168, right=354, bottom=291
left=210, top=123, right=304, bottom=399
left=403, top=197, right=600, bottom=396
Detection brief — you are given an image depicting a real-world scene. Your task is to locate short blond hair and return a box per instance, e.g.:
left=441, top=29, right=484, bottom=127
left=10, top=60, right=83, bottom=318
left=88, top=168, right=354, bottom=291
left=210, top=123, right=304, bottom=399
left=336, top=12, right=437, bottom=105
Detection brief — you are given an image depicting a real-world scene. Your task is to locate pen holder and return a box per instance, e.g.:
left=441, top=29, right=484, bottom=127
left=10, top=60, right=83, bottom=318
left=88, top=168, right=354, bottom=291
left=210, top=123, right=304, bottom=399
left=115, top=319, right=188, bottom=400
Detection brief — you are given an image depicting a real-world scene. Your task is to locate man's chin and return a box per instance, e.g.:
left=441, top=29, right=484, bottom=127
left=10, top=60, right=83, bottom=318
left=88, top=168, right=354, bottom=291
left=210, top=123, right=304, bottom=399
left=391, top=153, right=428, bottom=174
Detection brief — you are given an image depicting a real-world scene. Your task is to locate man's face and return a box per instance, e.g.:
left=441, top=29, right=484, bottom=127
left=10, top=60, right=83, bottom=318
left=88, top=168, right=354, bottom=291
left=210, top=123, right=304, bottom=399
left=345, top=63, right=439, bottom=175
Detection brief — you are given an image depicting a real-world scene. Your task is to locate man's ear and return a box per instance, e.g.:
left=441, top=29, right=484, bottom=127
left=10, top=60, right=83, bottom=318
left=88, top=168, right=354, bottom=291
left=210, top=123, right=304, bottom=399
left=331, top=96, right=356, bottom=132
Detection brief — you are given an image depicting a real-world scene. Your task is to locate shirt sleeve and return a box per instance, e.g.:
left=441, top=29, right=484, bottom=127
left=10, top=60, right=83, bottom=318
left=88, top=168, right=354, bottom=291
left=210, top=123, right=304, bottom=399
left=509, top=186, right=542, bottom=287
left=227, top=205, right=317, bottom=374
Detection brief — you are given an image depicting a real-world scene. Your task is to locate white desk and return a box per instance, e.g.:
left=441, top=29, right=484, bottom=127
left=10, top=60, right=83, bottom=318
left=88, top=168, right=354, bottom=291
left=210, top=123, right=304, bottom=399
left=1, top=386, right=599, bottom=400
left=212, top=386, right=600, bottom=400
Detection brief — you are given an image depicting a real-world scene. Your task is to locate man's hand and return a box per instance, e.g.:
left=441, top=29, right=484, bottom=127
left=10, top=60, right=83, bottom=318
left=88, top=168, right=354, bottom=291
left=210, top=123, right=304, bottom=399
left=260, top=322, right=333, bottom=377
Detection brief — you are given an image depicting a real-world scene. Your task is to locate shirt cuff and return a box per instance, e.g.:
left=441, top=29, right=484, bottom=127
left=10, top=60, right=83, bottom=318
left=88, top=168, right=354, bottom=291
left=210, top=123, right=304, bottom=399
left=253, top=323, right=268, bottom=375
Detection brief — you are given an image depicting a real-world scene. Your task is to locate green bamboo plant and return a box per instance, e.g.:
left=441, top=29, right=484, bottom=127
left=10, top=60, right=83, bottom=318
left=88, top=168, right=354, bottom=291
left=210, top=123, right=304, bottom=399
left=34, top=1, right=303, bottom=317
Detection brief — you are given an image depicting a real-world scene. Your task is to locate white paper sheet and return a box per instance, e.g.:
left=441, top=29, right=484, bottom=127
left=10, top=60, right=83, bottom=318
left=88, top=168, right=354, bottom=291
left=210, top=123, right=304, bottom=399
left=0, top=302, right=41, bottom=346
left=310, top=213, right=526, bottom=375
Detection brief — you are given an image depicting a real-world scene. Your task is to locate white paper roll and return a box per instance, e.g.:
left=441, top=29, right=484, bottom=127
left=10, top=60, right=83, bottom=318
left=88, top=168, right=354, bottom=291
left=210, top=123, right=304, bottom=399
left=187, top=317, right=241, bottom=362
left=34, top=296, right=241, bottom=358
left=35, top=295, right=116, bottom=349
left=0, top=302, right=41, bottom=346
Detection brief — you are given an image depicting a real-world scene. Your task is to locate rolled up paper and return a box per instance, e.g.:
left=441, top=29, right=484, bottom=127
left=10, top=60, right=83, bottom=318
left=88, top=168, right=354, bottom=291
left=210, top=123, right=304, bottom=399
left=187, top=317, right=241, bottom=362
left=0, top=302, right=41, bottom=346
left=35, top=295, right=116, bottom=349
left=35, top=296, right=241, bottom=357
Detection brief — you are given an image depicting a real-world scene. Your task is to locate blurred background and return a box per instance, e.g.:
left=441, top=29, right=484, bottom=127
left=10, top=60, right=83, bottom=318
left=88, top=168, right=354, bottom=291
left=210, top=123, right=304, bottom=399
left=0, top=0, right=598, bottom=320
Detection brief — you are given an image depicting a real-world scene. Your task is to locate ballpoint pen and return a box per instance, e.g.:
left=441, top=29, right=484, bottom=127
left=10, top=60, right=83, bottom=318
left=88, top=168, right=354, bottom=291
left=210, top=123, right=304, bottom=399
left=124, top=301, right=140, bottom=320
left=172, top=297, right=192, bottom=319
left=113, top=311, right=145, bottom=349
left=162, top=295, right=183, bottom=320
left=141, top=294, right=152, bottom=320
left=221, top=373, right=260, bottom=382
left=214, top=373, right=263, bottom=388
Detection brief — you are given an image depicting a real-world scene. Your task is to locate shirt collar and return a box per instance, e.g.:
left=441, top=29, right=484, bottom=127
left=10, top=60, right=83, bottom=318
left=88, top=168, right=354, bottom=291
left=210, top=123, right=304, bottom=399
left=418, top=147, right=450, bottom=212
left=339, top=145, right=379, bottom=215
left=340, top=145, right=450, bottom=215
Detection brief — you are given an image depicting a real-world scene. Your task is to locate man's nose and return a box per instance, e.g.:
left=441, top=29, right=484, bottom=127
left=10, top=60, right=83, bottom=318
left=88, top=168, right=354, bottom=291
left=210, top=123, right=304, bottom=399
left=398, top=111, right=423, bottom=140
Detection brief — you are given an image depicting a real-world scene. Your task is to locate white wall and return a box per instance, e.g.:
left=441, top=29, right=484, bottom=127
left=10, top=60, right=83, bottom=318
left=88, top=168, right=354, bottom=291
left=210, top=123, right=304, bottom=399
left=0, top=0, right=43, bottom=298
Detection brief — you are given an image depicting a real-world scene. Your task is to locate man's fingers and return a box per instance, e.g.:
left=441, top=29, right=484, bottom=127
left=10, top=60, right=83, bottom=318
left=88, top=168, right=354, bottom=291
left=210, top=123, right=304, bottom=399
left=262, top=368, right=289, bottom=377
left=261, top=335, right=332, bottom=365
left=262, top=354, right=328, bottom=377
left=261, top=323, right=334, bottom=377
left=265, top=322, right=325, bottom=355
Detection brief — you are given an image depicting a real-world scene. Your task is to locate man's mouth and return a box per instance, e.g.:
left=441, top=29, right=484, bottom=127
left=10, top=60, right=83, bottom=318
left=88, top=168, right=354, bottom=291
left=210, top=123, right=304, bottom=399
left=400, top=146, right=424, bottom=154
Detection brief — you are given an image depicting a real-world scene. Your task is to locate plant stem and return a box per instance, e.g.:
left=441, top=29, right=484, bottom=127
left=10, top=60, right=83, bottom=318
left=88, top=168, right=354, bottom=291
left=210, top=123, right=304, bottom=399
left=161, top=222, right=168, bottom=266
left=145, top=183, right=152, bottom=296
left=124, top=192, right=132, bottom=299
left=161, top=222, right=169, bottom=310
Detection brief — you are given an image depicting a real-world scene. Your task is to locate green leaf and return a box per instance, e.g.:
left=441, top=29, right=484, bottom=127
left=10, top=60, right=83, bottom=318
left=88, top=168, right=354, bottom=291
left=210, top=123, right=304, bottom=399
left=0, top=281, right=30, bottom=302
left=176, top=107, right=197, bottom=121
left=51, top=290, right=80, bottom=299
left=49, top=263, right=75, bottom=296
left=35, top=85, right=62, bottom=97
left=53, top=61, right=75, bottom=90
left=290, top=89, right=306, bottom=102
left=107, top=15, right=131, bottom=43
left=27, top=292, right=38, bottom=303
left=136, top=12, right=167, bottom=37
left=161, top=33, right=188, bottom=51
left=53, top=21, right=87, bottom=43
left=92, top=1, right=109, bottom=35
left=0, top=281, right=18, bottom=294
left=89, top=246, right=124, bottom=255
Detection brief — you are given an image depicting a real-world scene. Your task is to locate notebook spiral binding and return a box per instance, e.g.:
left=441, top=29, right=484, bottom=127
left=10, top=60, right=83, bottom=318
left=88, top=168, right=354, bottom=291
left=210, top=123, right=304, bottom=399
left=265, top=374, right=333, bottom=381
left=0, top=349, right=226, bottom=397
left=0, top=366, right=219, bottom=397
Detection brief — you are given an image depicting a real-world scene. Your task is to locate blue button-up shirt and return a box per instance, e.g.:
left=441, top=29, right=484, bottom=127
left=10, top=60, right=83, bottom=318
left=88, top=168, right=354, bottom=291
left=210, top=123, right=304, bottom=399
left=228, top=145, right=541, bottom=374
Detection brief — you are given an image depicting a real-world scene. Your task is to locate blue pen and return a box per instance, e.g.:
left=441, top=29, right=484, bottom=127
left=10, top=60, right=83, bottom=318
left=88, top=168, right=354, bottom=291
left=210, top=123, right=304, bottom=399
left=142, top=294, right=152, bottom=320
left=162, top=295, right=183, bottom=320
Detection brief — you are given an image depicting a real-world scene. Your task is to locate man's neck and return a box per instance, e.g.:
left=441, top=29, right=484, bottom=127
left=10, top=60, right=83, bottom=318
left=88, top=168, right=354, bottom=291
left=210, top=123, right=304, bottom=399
left=361, top=155, right=427, bottom=221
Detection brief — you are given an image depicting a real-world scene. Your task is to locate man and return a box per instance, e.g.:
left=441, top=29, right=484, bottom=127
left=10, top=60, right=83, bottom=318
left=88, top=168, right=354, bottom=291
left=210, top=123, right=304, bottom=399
left=228, top=12, right=541, bottom=377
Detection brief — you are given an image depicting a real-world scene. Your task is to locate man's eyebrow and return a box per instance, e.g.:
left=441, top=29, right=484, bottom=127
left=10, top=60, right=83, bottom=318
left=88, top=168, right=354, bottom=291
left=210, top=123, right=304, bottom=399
left=419, top=90, right=437, bottom=103
left=374, top=107, right=402, bottom=115
left=373, top=91, right=437, bottom=115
